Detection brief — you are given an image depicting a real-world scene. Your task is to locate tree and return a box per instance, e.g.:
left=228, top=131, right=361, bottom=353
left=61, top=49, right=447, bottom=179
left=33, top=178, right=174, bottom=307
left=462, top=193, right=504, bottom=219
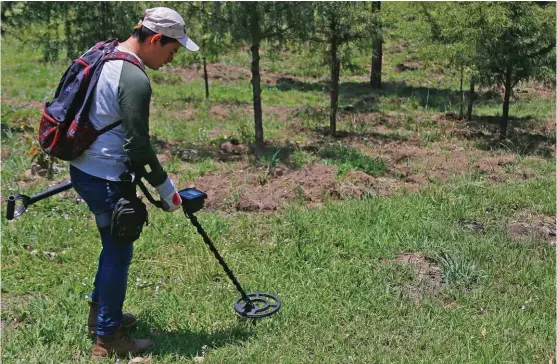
left=183, top=2, right=231, bottom=99
left=424, top=2, right=555, bottom=135
left=224, top=2, right=311, bottom=155
left=4, top=2, right=140, bottom=61
left=420, top=2, right=482, bottom=120
left=63, top=2, right=141, bottom=59
left=308, top=2, right=376, bottom=136
left=1, top=2, right=24, bottom=35
left=370, top=1, right=383, bottom=89
left=475, top=2, right=555, bottom=139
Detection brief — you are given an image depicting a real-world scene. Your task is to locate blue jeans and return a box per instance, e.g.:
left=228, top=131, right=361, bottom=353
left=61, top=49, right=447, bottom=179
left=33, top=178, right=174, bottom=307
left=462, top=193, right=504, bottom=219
left=70, top=165, right=135, bottom=336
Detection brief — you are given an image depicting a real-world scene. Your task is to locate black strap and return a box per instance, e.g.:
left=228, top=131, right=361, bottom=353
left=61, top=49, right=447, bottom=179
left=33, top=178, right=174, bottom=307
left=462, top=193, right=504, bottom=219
left=97, top=120, right=123, bottom=135
left=136, top=178, right=163, bottom=209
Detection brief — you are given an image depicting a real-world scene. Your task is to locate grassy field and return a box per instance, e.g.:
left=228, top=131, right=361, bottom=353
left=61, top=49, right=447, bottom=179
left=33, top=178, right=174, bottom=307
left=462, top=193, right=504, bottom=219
left=1, top=4, right=556, bottom=363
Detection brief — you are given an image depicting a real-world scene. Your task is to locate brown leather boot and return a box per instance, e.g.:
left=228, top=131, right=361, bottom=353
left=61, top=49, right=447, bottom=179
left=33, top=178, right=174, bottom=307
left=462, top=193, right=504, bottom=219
left=87, top=301, right=137, bottom=335
left=91, top=326, right=154, bottom=359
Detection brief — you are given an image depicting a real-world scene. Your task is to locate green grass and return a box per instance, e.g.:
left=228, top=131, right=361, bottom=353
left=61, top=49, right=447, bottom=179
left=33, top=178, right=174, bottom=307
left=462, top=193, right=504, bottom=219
left=1, top=3, right=556, bottom=362
left=436, top=251, right=481, bottom=287
left=2, top=174, right=554, bottom=363
left=318, top=143, right=386, bottom=177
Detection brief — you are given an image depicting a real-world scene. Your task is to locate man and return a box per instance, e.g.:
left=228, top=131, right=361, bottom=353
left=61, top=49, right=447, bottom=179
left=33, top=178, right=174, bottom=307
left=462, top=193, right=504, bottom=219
left=68, top=7, right=199, bottom=359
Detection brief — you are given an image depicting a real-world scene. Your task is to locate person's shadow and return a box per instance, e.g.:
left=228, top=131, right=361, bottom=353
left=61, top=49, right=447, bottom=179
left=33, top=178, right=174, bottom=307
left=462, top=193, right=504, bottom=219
left=134, top=319, right=255, bottom=358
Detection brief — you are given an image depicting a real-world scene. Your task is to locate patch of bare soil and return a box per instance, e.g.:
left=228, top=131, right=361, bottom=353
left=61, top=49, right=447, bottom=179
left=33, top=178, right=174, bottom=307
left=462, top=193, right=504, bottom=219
left=195, top=163, right=338, bottom=211
left=508, top=210, right=556, bottom=244
left=174, top=62, right=304, bottom=86
left=208, top=126, right=229, bottom=139
left=1, top=97, right=44, bottom=109
left=184, top=114, right=544, bottom=213
left=396, top=253, right=445, bottom=303
left=331, top=171, right=415, bottom=199
left=191, top=160, right=424, bottom=212
left=169, top=109, right=195, bottom=121
left=209, top=104, right=231, bottom=120
left=366, top=141, right=528, bottom=185
left=514, top=85, right=555, bottom=98
left=263, top=105, right=292, bottom=123
left=191, top=170, right=235, bottom=210
left=175, top=63, right=251, bottom=83
left=1, top=147, right=11, bottom=160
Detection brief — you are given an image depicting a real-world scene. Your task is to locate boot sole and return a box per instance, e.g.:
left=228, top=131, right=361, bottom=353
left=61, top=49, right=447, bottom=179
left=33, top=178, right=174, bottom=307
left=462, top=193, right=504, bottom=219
left=91, top=342, right=155, bottom=359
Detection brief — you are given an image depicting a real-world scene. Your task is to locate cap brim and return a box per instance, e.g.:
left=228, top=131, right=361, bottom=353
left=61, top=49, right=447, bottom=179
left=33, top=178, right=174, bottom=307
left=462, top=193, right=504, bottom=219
left=178, top=36, right=199, bottom=51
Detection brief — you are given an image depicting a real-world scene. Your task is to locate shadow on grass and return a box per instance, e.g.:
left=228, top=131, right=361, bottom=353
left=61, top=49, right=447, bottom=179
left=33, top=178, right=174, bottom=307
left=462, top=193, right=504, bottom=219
left=480, top=131, right=555, bottom=158
left=308, top=124, right=411, bottom=143
left=151, top=127, right=403, bottom=173
left=139, top=321, right=254, bottom=358
left=455, top=115, right=555, bottom=157
left=275, top=79, right=477, bottom=113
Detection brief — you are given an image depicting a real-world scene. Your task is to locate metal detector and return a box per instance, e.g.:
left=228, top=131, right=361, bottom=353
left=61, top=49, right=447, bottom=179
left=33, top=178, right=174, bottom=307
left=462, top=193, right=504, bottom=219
left=6, top=179, right=281, bottom=319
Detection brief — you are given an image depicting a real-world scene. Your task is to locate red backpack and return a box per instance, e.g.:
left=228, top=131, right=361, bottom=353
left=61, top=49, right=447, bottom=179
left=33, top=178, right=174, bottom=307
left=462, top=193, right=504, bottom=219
left=39, top=39, right=145, bottom=161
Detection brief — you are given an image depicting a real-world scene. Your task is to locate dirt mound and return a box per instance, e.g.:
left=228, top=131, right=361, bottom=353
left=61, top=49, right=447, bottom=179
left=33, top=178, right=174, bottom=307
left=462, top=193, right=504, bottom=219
left=192, top=160, right=425, bottom=212
left=236, top=164, right=338, bottom=211
left=396, top=253, right=444, bottom=303
left=194, top=163, right=338, bottom=211
left=210, top=105, right=231, bottom=119
left=508, top=210, right=556, bottom=244
left=331, top=171, right=409, bottom=199
left=220, top=141, right=250, bottom=155
left=369, top=141, right=529, bottom=185
left=474, top=155, right=516, bottom=174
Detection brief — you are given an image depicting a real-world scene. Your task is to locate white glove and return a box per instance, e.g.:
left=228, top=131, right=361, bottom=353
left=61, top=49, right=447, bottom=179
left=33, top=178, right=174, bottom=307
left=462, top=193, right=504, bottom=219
left=155, top=177, right=182, bottom=212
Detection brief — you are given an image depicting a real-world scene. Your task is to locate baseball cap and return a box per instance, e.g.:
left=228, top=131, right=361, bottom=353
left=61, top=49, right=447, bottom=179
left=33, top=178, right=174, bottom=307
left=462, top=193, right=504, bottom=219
left=137, top=7, right=199, bottom=51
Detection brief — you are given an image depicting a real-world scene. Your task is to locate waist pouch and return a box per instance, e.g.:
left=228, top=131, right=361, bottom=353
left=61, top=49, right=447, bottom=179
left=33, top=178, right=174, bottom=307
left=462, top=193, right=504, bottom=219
left=111, top=196, right=148, bottom=244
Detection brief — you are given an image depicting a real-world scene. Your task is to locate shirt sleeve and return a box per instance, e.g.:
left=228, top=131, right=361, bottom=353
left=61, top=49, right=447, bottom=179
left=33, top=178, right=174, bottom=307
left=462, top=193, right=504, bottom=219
left=118, top=61, right=167, bottom=187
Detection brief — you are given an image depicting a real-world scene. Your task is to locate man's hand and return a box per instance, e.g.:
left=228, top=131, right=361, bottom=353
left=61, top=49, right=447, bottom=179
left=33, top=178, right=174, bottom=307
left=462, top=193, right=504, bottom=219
left=155, top=177, right=182, bottom=212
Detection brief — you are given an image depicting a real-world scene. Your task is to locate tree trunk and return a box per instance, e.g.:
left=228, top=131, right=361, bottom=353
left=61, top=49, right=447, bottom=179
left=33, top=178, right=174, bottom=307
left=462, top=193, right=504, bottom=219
left=458, top=66, right=464, bottom=120
left=0, top=2, right=13, bottom=35
left=329, top=21, right=340, bottom=137
left=370, top=1, right=382, bottom=89
left=249, top=4, right=264, bottom=155
left=501, top=66, right=512, bottom=140
left=201, top=4, right=209, bottom=99
left=43, top=5, right=52, bottom=62
left=100, top=2, right=109, bottom=40
left=330, top=51, right=340, bottom=137
left=203, top=56, right=209, bottom=99
left=467, top=76, right=475, bottom=121
left=65, top=16, right=73, bottom=59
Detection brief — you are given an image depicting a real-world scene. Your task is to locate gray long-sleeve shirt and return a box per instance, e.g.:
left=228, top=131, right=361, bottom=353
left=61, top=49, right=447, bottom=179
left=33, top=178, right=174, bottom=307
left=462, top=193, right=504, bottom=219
left=70, top=46, right=167, bottom=187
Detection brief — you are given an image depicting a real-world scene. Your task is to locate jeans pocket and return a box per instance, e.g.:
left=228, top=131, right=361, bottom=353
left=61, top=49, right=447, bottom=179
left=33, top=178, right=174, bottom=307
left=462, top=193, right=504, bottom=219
left=70, top=166, right=120, bottom=216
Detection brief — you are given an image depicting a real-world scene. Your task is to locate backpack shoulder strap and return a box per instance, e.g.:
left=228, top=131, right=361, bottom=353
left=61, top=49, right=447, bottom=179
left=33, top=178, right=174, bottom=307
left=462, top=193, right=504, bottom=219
left=95, top=50, right=146, bottom=136
left=103, top=51, right=146, bottom=75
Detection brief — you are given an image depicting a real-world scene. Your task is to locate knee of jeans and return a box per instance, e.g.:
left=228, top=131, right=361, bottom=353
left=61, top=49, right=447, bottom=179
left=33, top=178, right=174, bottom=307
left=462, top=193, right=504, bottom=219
left=102, top=241, right=134, bottom=267
left=95, top=211, right=113, bottom=232
left=96, top=212, right=133, bottom=263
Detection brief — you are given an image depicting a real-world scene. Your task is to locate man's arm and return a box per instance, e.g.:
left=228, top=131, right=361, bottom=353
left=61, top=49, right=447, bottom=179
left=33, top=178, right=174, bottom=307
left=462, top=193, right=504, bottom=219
left=118, top=61, right=167, bottom=187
